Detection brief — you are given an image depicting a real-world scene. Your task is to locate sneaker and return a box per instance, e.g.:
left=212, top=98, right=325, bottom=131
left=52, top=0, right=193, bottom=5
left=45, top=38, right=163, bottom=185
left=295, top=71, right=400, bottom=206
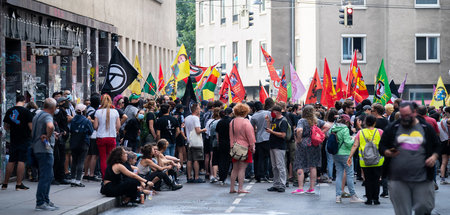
left=291, top=189, right=305, bottom=194
left=380, top=192, right=389, bottom=198
left=285, top=182, right=289, bottom=187
left=187, top=178, right=194, bottom=183
left=194, top=178, right=206, bottom=183
left=1, top=184, right=7, bottom=190
left=277, top=188, right=285, bottom=192
left=82, top=175, right=90, bottom=180
left=218, top=181, right=226, bottom=186
left=16, top=183, right=29, bottom=190
left=210, top=177, right=218, bottom=183
left=350, top=195, right=365, bottom=203
left=341, top=192, right=351, bottom=198
left=434, top=182, right=439, bottom=191
left=336, top=196, right=342, bottom=203
left=267, top=187, right=278, bottom=192
left=171, top=184, right=183, bottom=191
left=373, top=200, right=381, bottom=205
left=35, top=203, right=57, bottom=211
left=440, top=180, right=449, bottom=185
left=306, top=189, right=315, bottom=194
left=89, top=176, right=102, bottom=182
left=47, top=201, right=59, bottom=209
left=71, top=182, right=85, bottom=187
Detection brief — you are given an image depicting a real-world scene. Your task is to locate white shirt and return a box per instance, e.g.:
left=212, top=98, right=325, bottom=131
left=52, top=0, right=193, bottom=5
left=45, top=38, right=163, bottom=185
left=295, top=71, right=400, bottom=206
left=438, top=119, right=449, bottom=142
left=95, top=108, right=119, bottom=138
left=185, top=115, right=200, bottom=142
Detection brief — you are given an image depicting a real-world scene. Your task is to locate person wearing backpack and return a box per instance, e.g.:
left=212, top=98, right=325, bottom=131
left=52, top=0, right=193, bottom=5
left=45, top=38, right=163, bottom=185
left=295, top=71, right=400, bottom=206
left=69, top=104, right=94, bottom=187
left=347, top=115, right=384, bottom=205
left=330, top=114, right=364, bottom=203
left=292, top=105, right=327, bottom=195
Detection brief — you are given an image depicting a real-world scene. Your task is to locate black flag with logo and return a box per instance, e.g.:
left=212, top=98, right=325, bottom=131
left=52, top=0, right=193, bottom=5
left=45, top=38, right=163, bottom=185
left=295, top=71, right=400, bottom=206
left=101, top=47, right=139, bottom=98
left=181, top=77, right=197, bottom=113
left=389, top=80, right=400, bottom=99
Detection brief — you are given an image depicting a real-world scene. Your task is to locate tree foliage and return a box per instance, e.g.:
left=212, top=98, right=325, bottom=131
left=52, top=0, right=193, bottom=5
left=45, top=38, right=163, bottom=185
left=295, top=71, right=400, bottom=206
left=177, top=0, right=196, bottom=64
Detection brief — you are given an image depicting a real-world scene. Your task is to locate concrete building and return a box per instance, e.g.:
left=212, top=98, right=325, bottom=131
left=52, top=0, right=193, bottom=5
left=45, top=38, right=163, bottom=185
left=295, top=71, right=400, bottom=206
left=0, top=0, right=176, bottom=110
left=196, top=0, right=293, bottom=99
left=296, top=0, right=450, bottom=101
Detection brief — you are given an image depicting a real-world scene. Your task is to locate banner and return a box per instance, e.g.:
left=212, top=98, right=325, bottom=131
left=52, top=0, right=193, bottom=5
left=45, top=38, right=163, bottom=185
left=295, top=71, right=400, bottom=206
left=320, top=58, right=337, bottom=108
left=305, top=68, right=322, bottom=104
left=229, top=65, right=246, bottom=101
left=276, top=67, right=288, bottom=102
left=261, top=46, right=281, bottom=83
left=373, top=59, right=391, bottom=105
left=430, top=76, right=447, bottom=108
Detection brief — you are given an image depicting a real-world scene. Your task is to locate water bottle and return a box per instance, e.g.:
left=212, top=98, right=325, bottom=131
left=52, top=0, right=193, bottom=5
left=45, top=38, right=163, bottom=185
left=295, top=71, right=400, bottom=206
left=147, top=190, right=153, bottom=200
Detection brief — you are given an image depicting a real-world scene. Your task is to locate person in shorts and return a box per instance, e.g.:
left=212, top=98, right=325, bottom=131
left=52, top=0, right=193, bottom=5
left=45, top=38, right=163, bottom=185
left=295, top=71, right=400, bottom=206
left=2, top=95, right=33, bottom=190
left=185, top=103, right=206, bottom=183
left=83, top=93, right=101, bottom=181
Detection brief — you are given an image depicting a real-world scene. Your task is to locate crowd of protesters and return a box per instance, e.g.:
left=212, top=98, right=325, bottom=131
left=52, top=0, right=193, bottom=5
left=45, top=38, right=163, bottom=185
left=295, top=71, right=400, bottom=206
left=1, top=91, right=449, bottom=215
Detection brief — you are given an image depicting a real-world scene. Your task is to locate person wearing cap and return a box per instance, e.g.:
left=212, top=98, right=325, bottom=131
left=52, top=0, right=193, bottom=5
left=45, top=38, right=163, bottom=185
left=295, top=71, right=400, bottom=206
left=124, top=93, right=140, bottom=120
left=330, top=114, right=364, bottom=203
left=363, top=105, right=372, bottom=116
left=68, top=104, right=93, bottom=187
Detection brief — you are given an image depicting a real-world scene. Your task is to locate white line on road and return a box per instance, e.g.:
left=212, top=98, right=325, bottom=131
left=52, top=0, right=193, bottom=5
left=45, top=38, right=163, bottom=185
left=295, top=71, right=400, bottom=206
left=245, top=185, right=252, bottom=190
left=225, top=206, right=235, bottom=213
left=239, top=193, right=246, bottom=197
left=232, top=198, right=242, bottom=205
left=250, top=181, right=256, bottom=185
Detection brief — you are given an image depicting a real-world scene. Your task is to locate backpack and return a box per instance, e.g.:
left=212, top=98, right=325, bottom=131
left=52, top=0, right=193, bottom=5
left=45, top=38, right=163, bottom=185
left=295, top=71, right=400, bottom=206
left=326, top=132, right=340, bottom=155
left=310, top=124, right=325, bottom=147
left=360, top=130, right=381, bottom=166
left=281, top=117, right=292, bottom=141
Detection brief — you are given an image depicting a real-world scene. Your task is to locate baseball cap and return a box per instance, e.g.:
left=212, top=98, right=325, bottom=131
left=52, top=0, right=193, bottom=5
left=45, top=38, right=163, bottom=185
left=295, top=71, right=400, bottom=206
left=57, top=97, right=68, bottom=103
left=75, top=104, right=87, bottom=112
left=129, top=93, right=140, bottom=101
left=363, top=105, right=372, bottom=111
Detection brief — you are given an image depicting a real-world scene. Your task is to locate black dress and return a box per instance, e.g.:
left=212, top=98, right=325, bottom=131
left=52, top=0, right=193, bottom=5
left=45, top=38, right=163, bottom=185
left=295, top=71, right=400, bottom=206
left=100, top=164, right=140, bottom=199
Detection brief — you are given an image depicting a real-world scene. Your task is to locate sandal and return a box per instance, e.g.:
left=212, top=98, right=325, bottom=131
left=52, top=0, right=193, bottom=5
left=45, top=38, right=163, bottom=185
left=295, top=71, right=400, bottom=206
left=238, top=190, right=250, bottom=194
left=229, top=190, right=237, bottom=194
left=291, top=189, right=305, bottom=194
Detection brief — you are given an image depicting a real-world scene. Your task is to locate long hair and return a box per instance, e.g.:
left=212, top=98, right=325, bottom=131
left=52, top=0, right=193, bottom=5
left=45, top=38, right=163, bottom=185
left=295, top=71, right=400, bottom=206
left=107, top=147, right=125, bottom=166
left=302, top=105, right=317, bottom=126
left=100, top=94, right=112, bottom=130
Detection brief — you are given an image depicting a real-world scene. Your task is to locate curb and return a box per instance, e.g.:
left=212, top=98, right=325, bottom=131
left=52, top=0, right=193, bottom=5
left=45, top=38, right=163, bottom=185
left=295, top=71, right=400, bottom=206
left=62, top=197, right=117, bottom=215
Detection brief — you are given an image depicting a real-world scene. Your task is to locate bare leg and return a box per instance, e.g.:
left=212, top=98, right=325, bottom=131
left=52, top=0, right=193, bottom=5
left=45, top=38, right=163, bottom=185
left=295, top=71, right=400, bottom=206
left=441, top=155, right=449, bottom=178
left=309, top=167, right=317, bottom=190
left=194, top=161, right=200, bottom=179
left=204, top=153, right=210, bottom=178
left=89, top=155, right=97, bottom=176
left=187, top=161, right=193, bottom=179
left=3, top=162, right=15, bottom=185
left=212, top=165, right=218, bottom=178
left=297, top=169, right=304, bottom=190
left=16, top=162, right=26, bottom=185
left=177, top=147, right=184, bottom=168
left=64, top=153, right=71, bottom=175
left=230, top=163, right=238, bottom=192
left=238, top=162, right=249, bottom=192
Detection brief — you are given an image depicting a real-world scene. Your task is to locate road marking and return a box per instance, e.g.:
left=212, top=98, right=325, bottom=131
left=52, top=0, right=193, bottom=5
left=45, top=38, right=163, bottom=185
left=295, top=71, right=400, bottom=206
left=239, top=193, right=246, bottom=197
left=232, top=198, right=242, bottom=205
left=250, top=181, right=256, bottom=185
left=245, top=185, right=252, bottom=190
left=225, top=206, right=235, bottom=213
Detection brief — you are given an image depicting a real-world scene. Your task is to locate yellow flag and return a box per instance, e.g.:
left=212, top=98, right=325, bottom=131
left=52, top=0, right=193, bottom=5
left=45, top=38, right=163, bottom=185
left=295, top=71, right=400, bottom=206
left=228, top=85, right=232, bottom=105
left=430, top=76, right=447, bottom=108
left=161, top=75, right=177, bottom=100
left=172, top=44, right=190, bottom=82
left=134, top=55, right=144, bottom=79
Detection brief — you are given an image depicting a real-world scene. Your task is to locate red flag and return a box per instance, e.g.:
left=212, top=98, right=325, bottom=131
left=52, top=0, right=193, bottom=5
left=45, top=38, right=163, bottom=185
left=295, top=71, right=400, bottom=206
left=259, top=80, right=268, bottom=104
left=229, top=65, right=246, bottom=102
left=219, top=74, right=230, bottom=103
left=276, top=67, right=288, bottom=103
left=336, top=68, right=346, bottom=100
left=356, top=67, right=369, bottom=100
left=346, top=52, right=358, bottom=98
left=261, top=46, right=281, bottom=83
left=305, top=68, right=323, bottom=104
left=158, top=63, right=165, bottom=92
left=320, top=58, right=337, bottom=108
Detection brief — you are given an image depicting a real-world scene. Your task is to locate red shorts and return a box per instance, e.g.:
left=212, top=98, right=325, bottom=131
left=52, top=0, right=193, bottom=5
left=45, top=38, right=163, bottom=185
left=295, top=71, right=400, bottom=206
left=232, top=149, right=253, bottom=163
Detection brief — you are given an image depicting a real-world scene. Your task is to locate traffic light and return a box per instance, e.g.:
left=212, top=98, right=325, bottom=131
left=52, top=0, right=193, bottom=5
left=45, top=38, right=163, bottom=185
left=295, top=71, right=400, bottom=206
left=339, top=5, right=353, bottom=27
left=248, top=11, right=254, bottom=27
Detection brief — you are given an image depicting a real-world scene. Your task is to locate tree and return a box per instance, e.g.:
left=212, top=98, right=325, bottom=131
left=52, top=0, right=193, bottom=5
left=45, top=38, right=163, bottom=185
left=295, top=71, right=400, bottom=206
left=177, top=0, right=196, bottom=64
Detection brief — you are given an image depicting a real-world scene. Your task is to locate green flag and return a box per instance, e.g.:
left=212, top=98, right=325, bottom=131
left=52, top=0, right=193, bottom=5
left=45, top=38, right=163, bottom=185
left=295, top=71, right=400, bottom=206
left=421, top=93, right=425, bottom=106
left=142, top=72, right=157, bottom=95
left=287, top=82, right=292, bottom=99
left=373, top=59, right=391, bottom=105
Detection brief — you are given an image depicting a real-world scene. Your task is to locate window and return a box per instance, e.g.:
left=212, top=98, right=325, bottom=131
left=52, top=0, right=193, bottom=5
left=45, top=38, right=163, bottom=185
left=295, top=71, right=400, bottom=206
left=415, top=0, right=439, bottom=8
left=341, top=34, right=366, bottom=63
left=232, top=41, right=238, bottom=65
left=199, top=2, right=204, bottom=25
left=260, top=0, right=266, bottom=13
left=416, top=34, right=440, bottom=63
left=220, top=45, right=226, bottom=70
left=209, top=46, right=215, bottom=65
left=232, top=0, right=238, bottom=23
left=409, top=89, right=434, bottom=101
left=295, top=38, right=300, bottom=56
left=220, top=0, right=226, bottom=24
left=246, top=40, right=252, bottom=67
left=199, top=48, right=204, bottom=65
left=260, top=41, right=267, bottom=65
left=209, top=0, right=214, bottom=23
left=342, top=0, right=365, bottom=6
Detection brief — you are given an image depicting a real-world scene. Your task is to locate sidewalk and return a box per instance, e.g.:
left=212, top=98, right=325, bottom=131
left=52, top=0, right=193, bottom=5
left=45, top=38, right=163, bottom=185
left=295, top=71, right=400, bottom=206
left=0, top=180, right=116, bottom=215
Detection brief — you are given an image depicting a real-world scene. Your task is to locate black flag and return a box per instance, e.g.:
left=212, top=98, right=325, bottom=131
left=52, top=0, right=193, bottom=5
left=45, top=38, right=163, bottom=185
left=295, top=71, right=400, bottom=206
left=101, top=47, right=139, bottom=98
left=181, top=77, right=197, bottom=113
left=389, top=80, right=400, bottom=99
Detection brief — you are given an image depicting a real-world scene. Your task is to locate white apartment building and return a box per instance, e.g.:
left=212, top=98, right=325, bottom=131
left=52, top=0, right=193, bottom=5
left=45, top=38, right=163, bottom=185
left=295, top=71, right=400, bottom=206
left=296, top=0, right=450, bottom=101
left=196, top=0, right=293, bottom=99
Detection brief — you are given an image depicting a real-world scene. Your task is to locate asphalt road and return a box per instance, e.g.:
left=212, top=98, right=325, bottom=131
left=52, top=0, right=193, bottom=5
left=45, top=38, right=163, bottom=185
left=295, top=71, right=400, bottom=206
left=101, top=176, right=450, bottom=215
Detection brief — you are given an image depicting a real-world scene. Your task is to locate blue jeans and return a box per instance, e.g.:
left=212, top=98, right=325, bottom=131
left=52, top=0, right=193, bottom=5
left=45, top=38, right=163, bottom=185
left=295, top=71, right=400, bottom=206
left=334, top=155, right=356, bottom=197
left=325, top=147, right=334, bottom=179
left=35, top=153, right=54, bottom=206
left=165, top=143, right=176, bottom=157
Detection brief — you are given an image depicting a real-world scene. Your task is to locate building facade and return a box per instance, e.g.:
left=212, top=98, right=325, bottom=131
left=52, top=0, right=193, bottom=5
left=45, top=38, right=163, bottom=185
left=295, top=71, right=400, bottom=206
left=296, top=0, right=450, bottom=101
left=196, top=0, right=293, bottom=100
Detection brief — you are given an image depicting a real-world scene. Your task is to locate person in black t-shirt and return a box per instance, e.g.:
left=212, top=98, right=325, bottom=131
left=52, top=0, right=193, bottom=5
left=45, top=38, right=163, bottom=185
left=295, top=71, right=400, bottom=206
left=215, top=108, right=233, bottom=185
left=155, top=104, right=180, bottom=157
left=2, top=95, right=33, bottom=190
left=124, top=109, right=145, bottom=152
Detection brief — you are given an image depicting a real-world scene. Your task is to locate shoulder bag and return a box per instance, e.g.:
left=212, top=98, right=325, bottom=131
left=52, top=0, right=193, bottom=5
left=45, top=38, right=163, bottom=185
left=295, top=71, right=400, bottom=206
left=229, top=119, right=248, bottom=161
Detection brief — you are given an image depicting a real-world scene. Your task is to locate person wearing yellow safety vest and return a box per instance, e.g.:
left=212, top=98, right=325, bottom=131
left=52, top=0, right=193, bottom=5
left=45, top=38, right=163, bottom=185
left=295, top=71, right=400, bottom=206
left=347, top=115, right=384, bottom=205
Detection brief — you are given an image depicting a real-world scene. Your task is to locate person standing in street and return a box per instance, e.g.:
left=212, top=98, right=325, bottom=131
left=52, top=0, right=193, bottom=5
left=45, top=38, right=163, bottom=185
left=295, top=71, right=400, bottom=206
left=216, top=108, right=233, bottom=185
left=379, top=102, right=441, bottom=215
left=250, top=101, right=271, bottom=183
left=155, top=104, right=180, bottom=156
left=266, top=105, right=288, bottom=193
left=2, top=95, right=33, bottom=191
left=229, top=104, right=256, bottom=194
left=32, top=98, right=59, bottom=211
left=185, top=103, right=207, bottom=183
